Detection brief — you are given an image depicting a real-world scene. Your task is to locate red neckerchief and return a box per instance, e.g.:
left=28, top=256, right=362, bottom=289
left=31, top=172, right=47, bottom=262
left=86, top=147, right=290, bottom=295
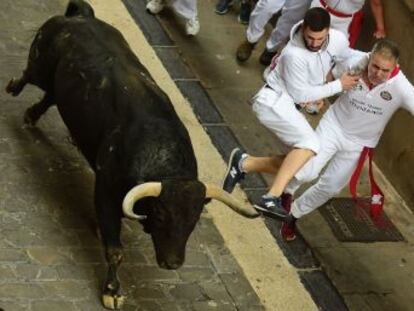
left=320, top=0, right=353, bottom=18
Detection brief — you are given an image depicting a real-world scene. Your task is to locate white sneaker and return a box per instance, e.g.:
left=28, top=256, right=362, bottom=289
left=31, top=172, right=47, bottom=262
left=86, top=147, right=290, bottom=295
left=185, top=17, right=200, bottom=36
left=262, top=65, right=271, bottom=82
left=262, top=50, right=281, bottom=81
left=146, top=0, right=165, bottom=15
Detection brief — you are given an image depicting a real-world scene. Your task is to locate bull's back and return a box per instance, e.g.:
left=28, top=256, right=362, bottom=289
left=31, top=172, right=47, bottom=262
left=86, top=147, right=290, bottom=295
left=48, top=17, right=195, bottom=173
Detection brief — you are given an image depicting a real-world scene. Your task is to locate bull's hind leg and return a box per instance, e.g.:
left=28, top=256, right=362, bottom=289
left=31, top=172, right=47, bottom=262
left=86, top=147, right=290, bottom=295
left=24, top=93, right=54, bottom=126
left=6, top=73, right=28, bottom=97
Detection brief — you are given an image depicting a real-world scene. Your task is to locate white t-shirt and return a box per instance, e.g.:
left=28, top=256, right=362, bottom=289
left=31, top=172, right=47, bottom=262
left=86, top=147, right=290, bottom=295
left=326, top=57, right=414, bottom=147
left=311, top=0, right=365, bottom=14
left=311, top=0, right=366, bottom=37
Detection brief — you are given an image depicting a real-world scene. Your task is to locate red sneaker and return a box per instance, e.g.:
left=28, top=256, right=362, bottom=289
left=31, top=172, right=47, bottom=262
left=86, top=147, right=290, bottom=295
left=280, top=220, right=296, bottom=241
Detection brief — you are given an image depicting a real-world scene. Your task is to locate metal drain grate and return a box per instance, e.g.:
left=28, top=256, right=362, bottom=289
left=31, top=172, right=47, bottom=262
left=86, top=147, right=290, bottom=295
left=319, top=198, right=405, bottom=242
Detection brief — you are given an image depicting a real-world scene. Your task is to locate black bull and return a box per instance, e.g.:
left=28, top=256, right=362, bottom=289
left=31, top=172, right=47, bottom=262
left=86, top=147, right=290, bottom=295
left=6, top=0, right=258, bottom=309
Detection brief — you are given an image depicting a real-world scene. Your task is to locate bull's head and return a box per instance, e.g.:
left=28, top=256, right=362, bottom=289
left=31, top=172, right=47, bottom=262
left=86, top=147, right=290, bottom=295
left=122, top=180, right=258, bottom=269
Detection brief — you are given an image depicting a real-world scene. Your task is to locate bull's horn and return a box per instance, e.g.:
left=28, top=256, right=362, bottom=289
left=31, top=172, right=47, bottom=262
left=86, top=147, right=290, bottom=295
left=204, top=184, right=259, bottom=218
left=122, top=182, right=162, bottom=220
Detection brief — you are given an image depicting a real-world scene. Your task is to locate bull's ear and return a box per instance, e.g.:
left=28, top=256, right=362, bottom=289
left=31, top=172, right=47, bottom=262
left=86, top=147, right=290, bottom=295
left=65, top=0, right=95, bottom=18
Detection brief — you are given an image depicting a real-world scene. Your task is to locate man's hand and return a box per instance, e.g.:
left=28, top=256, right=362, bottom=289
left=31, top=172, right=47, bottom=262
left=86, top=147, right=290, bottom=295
left=340, top=72, right=360, bottom=91
left=326, top=70, right=334, bottom=82
left=373, top=28, right=386, bottom=39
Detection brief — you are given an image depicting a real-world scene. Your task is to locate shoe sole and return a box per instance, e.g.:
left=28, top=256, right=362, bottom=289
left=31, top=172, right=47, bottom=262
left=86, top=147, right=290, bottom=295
left=222, top=148, right=241, bottom=193
left=280, top=228, right=296, bottom=241
left=215, top=8, right=230, bottom=15
left=253, top=204, right=287, bottom=218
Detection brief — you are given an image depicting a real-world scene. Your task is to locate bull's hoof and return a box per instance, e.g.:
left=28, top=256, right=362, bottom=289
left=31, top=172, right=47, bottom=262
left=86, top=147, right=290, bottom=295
left=6, top=78, right=23, bottom=96
left=23, top=108, right=38, bottom=127
left=102, top=294, right=125, bottom=310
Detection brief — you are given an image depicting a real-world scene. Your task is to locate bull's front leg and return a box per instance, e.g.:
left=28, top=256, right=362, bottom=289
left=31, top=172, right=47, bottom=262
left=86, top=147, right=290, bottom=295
left=24, top=93, right=54, bottom=126
left=102, top=246, right=125, bottom=310
left=6, top=71, right=28, bottom=96
left=96, top=191, right=126, bottom=310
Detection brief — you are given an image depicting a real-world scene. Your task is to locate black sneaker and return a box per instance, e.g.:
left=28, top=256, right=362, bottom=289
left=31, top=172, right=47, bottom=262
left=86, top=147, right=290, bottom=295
left=259, top=49, right=276, bottom=66
left=254, top=196, right=288, bottom=218
left=215, top=0, right=233, bottom=15
left=223, top=148, right=246, bottom=193
left=238, top=1, right=251, bottom=24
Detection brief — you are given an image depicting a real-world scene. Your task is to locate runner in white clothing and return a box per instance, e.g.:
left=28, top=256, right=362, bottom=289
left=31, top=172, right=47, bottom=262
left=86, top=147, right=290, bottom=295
left=280, top=39, right=414, bottom=241
left=311, top=0, right=386, bottom=47
left=236, top=0, right=312, bottom=65
left=146, top=0, right=200, bottom=36
left=222, top=8, right=360, bottom=218
left=263, top=0, right=386, bottom=105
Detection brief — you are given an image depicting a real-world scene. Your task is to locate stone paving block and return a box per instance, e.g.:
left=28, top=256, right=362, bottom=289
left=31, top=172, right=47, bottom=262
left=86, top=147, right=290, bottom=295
left=14, top=264, right=58, bottom=281
left=136, top=301, right=163, bottom=311
left=177, top=267, right=217, bottom=282
left=40, top=281, right=93, bottom=300
left=182, top=249, right=211, bottom=268
left=159, top=301, right=182, bottom=311
left=68, top=248, right=106, bottom=264
left=168, top=283, right=205, bottom=301
left=122, top=249, right=148, bottom=265
left=0, top=141, right=12, bottom=154
left=0, top=249, right=29, bottom=263
left=124, top=266, right=180, bottom=282
left=133, top=284, right=167, bottom=300
left=192, top=301, right=237, bottom=311
left=26, top=247, right=73, bottom=265
left=204, top=245, right=240, bottom=274
left=74, top=298, right=111, bottom=311
left=56, top=264, right=98, bottom=281
left=0, top=283, right=45, bottom=299
left=31, top=301, right=78, bottom=311
left=194, top=217, right=225, bottom=246
left=220, top=273, right=262, bottom=308
left=0, top=266, right=15, bottom=279
left=197, top=280, right=234, bottom=304
left=33, top=228, right=82, bottom=248
left=0, top=301, right=28, bottom=311
left=237, top=305, right=266, bottom=311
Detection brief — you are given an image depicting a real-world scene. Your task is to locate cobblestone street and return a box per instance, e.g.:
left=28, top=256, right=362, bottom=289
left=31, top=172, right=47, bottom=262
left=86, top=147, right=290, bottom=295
left=0, top=1, right=264, bottom=310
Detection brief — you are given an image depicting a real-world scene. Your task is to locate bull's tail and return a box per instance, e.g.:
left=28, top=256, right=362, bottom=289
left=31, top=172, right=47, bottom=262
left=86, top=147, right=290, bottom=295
left=65, top=0, right=95, bottom=18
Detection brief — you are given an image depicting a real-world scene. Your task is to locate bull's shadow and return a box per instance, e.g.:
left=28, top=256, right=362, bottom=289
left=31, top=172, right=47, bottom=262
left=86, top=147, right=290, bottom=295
left=8, top=111, right=101, bottom=248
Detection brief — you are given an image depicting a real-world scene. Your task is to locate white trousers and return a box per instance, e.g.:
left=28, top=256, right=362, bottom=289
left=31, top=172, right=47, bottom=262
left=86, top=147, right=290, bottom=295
left=170, top=0, right=198, bottom=20
left=252, top=86, right=320, bottom=154
left=286, top=113, right=364, bottom=219
left=247, top=0, right=311, bottom=52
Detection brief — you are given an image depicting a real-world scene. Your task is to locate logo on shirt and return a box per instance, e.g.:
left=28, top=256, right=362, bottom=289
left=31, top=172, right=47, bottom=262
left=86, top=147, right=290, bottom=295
left=354, top=83, right=363, bottom=91
left=380, top=91, right=392, bottom=101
